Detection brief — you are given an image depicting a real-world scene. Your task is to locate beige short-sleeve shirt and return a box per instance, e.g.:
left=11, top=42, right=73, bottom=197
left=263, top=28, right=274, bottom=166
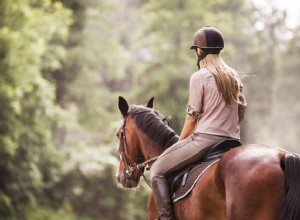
left=187, top=68, right=247, bottom=139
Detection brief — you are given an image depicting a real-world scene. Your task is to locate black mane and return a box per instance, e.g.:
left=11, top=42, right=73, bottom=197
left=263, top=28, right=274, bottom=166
left=129, top=106, right=179, bottom=148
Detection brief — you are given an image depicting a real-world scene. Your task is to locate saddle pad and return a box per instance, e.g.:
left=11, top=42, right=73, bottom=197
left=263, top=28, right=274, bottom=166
left=172, top=159, right=219, bottom=202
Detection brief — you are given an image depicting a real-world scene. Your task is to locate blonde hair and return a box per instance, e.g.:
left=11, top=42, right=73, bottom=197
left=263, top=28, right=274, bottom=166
left=199, top=53, right=239, bottom=105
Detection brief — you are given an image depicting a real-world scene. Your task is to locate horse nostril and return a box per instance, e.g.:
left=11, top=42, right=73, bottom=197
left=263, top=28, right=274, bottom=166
left=116, top=172, right=120, bottom=182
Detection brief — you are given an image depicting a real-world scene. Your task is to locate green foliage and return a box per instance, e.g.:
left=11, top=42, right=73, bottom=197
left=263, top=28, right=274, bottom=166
left=4, top=205, right=92, bottom=220
left=0, top=0, right=71, bottom=217
left=240, top=5, right=300, bottom=151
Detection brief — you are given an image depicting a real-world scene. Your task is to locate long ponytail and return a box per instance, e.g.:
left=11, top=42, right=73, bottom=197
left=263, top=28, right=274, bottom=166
left=200, top=54, right=239, bottom=105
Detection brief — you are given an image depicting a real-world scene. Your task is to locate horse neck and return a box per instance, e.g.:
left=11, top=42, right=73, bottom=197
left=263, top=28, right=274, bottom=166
left=137, top=128, right=179, bottom=161
left=138, top=132, right=165, bottom=160
left=128, top=110, right=179, bottom=160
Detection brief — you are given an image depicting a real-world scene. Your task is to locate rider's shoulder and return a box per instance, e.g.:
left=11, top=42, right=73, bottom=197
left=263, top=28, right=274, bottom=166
left=191, top=68, right=213, bottom=80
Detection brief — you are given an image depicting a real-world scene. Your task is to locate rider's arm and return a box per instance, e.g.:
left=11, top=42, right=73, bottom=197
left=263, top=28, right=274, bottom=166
left=179, top=114, right=198, bottom=141
left=179, top=72, right=203, bottom=141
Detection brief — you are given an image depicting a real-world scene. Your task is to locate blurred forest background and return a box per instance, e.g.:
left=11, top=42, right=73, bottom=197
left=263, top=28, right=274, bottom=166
left=0, top=0, right=300, bottom=219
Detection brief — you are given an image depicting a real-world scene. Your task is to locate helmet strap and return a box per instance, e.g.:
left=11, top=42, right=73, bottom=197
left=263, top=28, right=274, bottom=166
left=195, top=48, right=207, bottom=69
left=197, top=56, right=201, bottom=70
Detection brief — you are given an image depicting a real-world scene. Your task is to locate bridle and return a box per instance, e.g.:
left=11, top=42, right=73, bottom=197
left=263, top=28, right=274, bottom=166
left=118, top=114, right=158, bottom=187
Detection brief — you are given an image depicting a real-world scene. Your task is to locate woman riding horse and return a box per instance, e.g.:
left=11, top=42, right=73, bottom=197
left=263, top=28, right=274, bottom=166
left=150, top=26, right=247, bottom=220
left=116, top=97, right=300, bottom=220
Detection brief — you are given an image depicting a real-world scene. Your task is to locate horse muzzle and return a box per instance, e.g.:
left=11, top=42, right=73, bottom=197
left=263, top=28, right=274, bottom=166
left=116, top=169, right=140, bottom=188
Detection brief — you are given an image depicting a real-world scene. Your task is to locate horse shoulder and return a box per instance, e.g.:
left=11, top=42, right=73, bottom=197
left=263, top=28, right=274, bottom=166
left=147, top=192, right=158, bottom=219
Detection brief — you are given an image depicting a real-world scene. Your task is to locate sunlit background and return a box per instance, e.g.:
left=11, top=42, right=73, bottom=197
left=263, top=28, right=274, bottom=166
left=0, top=0, right=300, bottom=219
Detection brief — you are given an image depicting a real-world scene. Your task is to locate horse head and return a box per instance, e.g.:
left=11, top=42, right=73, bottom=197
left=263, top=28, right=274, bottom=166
left=116, top=96, right=155, bottom=188
left=116, top=96, right=178, bottom=188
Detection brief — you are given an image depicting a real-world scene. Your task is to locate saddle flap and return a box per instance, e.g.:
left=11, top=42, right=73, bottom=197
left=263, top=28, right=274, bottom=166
left=169, top=139, right=241, bottom=202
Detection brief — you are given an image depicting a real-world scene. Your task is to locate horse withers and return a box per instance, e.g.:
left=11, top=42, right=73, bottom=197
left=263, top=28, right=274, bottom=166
left=116, top=96, right=300, bottom=220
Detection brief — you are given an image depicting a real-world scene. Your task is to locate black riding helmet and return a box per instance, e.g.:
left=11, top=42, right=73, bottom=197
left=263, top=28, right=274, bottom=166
left=191, top=26, right=224, bottom=69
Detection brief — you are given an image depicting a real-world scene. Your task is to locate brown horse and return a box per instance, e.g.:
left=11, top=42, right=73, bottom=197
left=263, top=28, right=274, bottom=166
left=116, top=96, right=300, bottom=220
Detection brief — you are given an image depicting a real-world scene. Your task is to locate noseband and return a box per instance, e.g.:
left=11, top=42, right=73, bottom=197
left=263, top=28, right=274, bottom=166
left=118, top=114, right=158, bottom=186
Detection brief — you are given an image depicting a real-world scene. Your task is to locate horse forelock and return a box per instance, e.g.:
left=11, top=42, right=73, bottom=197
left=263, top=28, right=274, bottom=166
left=128, top=106, right=179, bottom=149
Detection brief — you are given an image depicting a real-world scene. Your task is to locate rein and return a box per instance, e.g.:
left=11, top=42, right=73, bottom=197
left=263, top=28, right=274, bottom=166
left=138, top=157, right=158, bottom=188
left=119, top=115, right=158, bottom=188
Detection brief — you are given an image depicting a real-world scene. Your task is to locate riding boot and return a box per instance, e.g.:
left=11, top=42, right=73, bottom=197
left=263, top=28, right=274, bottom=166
left=152, top=177, right=175, bottom=220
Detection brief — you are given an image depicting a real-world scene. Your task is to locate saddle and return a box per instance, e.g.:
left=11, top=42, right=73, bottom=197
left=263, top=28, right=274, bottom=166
left=168, top=139, right=241, bottom=202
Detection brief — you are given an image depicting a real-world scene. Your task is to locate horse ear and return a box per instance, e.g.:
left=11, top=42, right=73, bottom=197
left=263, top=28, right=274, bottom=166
left=147, top=97, right=155, bottom=108
left=118, top=96, right=129, bottom=117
